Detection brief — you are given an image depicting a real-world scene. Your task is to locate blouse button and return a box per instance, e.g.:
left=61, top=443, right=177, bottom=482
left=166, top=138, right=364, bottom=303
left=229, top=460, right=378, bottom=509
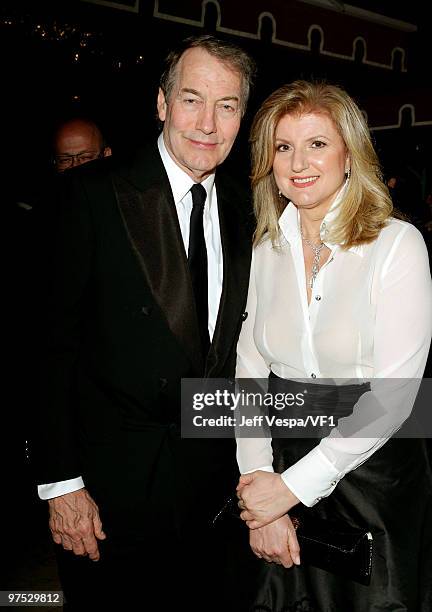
left=315, top=295, right=321, bottom=301
left=311, top=373, right=316, bottom=379
left=330, top=480, right=337, bottom=486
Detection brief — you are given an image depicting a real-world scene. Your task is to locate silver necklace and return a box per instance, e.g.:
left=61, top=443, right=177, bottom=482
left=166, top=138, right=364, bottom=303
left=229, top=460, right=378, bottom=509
left=300, top=225, right=325, bottom=289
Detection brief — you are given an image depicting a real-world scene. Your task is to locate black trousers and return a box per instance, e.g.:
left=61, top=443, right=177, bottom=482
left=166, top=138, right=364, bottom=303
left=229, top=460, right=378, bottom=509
left=56, top=517, right=258, bottom=611
left=56, top=432, right=259, bottom=611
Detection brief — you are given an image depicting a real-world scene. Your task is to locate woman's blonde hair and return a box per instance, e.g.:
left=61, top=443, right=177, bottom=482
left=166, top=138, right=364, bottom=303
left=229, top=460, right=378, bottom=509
left=250, top=80, right=393, bottom=247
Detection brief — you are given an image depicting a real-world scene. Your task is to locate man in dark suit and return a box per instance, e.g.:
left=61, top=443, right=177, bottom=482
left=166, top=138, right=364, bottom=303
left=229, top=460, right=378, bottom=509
left=35, top=35, right=256, bottom=610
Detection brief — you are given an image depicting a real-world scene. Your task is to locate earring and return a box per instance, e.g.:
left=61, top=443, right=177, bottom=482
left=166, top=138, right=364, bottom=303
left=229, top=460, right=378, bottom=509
left=345, top=168, right=351, bottom=180
left=278, top=190, right=283, bottom=198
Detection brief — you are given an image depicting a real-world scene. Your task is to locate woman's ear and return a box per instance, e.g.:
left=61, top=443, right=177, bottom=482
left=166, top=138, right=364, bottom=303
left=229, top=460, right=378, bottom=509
left=344, top=154, right=351, bottom=175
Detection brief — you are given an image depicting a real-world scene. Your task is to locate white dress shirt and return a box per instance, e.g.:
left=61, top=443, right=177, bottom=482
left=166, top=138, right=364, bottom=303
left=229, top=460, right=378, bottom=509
left=38, top=134, right=224, bottom=500
left=236, top=187, right=432, bottom=507
left=157, top=133, right=223, bottom=338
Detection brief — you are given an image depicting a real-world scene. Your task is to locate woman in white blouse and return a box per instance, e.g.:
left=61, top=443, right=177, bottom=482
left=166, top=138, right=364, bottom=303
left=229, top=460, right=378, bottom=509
left=235, top=81, right=432, bottom=610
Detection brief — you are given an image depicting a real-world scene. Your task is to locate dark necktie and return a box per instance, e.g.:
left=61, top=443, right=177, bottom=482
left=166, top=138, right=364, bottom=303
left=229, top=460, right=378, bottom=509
left=188, top=183, right=210, bottom=358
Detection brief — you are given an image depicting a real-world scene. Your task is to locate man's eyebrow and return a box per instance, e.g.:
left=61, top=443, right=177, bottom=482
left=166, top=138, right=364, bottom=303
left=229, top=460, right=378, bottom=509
left=218, top=95, right=240, bottom=103
left=179, top=88, right=239, bottom=102
left=56, top=150, right=99, bottom=157
left=180, top=87, right=202, bottom=97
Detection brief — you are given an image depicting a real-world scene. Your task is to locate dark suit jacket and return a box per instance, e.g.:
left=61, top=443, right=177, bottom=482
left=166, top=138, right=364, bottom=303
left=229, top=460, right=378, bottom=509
left=36, top=142, right=253, bottom=534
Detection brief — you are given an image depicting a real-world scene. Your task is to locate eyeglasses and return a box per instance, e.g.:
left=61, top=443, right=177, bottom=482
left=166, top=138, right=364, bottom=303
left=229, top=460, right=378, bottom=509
left=54, top=150, right=104, bottom=170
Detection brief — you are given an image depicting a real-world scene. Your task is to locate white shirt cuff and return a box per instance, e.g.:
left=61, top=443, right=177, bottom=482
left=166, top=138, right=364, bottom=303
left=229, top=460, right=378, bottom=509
left=281, top=446, right=341, bottom=507
left=242, top=464, right=274, bottom=475
left=38, top=477, right=85, bottom=500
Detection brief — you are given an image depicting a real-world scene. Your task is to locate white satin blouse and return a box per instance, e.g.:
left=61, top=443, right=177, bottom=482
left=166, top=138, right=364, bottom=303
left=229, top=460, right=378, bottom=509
left=236, top=195, right=432, bottom=506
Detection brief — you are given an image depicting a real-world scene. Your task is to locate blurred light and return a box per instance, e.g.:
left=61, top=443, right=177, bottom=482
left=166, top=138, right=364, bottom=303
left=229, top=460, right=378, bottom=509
left=74, top=52, right=79, bottom=62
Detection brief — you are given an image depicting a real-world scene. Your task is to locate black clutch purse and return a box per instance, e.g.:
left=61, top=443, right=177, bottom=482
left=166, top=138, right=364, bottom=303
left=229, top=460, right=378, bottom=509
left=212, top=496, right=373, bottom=585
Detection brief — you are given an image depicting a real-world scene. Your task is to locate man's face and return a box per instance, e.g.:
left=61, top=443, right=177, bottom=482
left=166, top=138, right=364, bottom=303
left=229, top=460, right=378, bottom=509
left=157, top=47, right=242, bottom=181
left=54, top=121, right=111, bottom=173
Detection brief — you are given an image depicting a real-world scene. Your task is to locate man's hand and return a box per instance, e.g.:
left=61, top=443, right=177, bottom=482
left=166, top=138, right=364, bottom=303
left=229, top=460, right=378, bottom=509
left=48, top=488, right=106, bottom=561
left=237, top=471, right=299, bottom=529
left=249, top=514, right=300, bottom=568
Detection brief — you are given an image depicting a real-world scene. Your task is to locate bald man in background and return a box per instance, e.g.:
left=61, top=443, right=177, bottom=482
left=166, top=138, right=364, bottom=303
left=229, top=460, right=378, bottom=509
left=52, top=117, right=112, bottom=173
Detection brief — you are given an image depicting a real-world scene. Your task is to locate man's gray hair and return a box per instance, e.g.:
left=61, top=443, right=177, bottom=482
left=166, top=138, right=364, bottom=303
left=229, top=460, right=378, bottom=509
left=159, top=34, right=256, bottom=116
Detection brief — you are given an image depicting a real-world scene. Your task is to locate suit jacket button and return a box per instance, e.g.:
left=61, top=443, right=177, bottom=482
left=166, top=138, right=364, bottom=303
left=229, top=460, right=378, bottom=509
left=141, top=305, right=152, bottom=315
left=241, top=312, right=248, bottom=321
left=159, top=378, right=168, bottom=389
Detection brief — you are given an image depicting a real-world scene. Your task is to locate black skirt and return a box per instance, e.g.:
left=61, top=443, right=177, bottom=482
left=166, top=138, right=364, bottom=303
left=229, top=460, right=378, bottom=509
left=251, top=376, right=432, bottom=612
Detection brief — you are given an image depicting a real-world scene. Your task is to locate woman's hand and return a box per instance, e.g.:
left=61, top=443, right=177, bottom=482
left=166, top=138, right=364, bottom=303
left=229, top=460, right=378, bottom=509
left=249, top=514, right=300, bottom=568
left=237, top=471, right=300, bottom=529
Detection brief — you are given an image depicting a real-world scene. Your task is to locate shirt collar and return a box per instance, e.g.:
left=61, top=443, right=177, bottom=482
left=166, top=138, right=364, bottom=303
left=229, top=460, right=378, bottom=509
left=278, top=180, right=364, bottom=257
left=157, top=133, right=215, bottom=207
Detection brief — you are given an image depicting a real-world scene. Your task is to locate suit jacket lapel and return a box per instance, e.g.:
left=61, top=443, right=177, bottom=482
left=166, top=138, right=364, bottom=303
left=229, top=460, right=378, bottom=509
left=112, top=145, right=204, bottom=374
left=206, top=171, right=252, bottom=377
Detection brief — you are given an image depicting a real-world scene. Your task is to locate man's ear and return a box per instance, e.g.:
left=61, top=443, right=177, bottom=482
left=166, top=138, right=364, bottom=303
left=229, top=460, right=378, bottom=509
left=103, top=146, right=112, bottom=158
left=157, top=88, right=167, bottom=122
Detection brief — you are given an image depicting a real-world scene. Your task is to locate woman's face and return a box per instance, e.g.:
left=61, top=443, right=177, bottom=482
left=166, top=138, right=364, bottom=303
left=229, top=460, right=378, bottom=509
left=273, top=111, right=349, bottom=216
